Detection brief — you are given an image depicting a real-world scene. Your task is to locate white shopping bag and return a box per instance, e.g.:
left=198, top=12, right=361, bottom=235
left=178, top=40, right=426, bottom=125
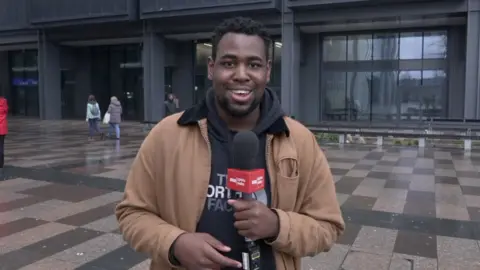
left=103, top=112, right=110, bottom=124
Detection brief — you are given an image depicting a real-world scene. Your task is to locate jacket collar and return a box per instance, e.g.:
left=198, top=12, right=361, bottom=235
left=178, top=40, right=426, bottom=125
left=177, top=99, right=290, bottom=136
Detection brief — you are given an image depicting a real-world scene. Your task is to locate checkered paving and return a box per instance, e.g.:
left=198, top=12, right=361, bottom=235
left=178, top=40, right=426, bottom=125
left=1, top=118, right=480, bottom=269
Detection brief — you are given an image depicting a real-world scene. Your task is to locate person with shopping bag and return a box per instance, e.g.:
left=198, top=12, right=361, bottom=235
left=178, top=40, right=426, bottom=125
left=106, top=96, right=122, bottom=140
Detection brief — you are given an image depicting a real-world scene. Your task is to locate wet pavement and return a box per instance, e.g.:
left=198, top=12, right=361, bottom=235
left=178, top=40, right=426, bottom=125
left=1, top=119, right=480, bottom=269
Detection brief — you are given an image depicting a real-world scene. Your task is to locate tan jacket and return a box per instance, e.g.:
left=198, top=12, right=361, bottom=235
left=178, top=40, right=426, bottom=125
left=116, top=109, right=345, bottom=270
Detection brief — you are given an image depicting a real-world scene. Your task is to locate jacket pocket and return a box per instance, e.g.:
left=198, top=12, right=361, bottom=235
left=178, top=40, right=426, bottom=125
left=275, top=157, right=299, bottom=211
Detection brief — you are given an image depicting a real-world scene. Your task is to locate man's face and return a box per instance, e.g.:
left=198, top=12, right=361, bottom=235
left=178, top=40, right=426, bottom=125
left=208, top=33, right=271, bottom=118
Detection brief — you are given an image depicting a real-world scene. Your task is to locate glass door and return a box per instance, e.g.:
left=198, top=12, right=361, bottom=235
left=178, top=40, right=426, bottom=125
left=122, top=67, right=143, bottom=121
left=61, top=70, right=76, bottom=119
left=9, top=50, right=39, bottom=117
left=13, top=87, right=26, bottom=115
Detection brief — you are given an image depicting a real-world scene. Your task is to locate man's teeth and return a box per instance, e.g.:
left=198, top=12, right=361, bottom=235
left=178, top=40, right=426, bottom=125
left=232, top=90, right=250, bottom=95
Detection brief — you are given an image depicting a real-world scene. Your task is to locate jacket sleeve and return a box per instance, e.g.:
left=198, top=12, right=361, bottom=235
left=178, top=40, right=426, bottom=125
left=107, top=105, right=111, bottom=114
left=267, top=132, right=345, bottom=257
left=115, top=125, right=186, bottom=267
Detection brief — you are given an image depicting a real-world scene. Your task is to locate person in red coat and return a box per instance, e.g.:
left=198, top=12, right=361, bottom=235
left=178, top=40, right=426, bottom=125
left=0, top=96, right=7, bottom=180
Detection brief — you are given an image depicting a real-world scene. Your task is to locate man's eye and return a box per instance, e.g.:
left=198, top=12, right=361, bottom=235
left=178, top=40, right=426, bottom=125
left=222, top=62, right=235, bottom=68
left=250, top=63, right=262, bottom=68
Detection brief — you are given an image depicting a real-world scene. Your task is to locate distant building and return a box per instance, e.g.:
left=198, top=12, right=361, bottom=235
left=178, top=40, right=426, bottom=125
left=0, top=0, right=476, bottom=126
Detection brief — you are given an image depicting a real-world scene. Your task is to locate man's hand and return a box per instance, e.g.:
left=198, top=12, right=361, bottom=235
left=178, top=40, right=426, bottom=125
left=228, top=199, right=279, bottom=241
left=173, top=233, right=242, bottom=269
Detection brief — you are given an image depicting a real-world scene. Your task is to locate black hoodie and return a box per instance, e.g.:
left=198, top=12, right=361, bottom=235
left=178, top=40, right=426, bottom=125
left=195, top=88, right=285, bottom=270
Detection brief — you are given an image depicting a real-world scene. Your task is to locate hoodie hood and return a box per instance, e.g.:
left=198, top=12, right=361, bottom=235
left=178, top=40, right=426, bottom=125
left=205, top=88, right=286, bottom=142
left=177, top=88, right=289, bottom=137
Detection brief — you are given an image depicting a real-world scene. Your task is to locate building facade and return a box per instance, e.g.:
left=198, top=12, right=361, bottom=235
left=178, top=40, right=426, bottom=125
left=0, top=0, right=478, bottom=126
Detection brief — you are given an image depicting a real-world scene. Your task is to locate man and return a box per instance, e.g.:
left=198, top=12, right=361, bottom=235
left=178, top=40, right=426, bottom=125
left=165, top=93, right=180, bottom=116
left=116, top=17, right=345, bottom=270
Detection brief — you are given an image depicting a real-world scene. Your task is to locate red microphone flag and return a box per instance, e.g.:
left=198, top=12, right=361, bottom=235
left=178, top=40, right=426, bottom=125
left=227, top=168, right=265, bottom=194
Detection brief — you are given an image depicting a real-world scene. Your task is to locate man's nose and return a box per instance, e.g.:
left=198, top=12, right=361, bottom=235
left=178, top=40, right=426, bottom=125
left=233, top=65, right=250, bottom=82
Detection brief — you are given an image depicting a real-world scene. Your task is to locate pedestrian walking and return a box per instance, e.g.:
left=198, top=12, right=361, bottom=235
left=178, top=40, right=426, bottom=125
left=86, top=95, right=104, bottom=141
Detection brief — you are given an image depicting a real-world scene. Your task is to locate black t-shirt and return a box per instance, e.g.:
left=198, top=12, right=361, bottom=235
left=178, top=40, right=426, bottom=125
left=196, top=129, right=276, bottom=270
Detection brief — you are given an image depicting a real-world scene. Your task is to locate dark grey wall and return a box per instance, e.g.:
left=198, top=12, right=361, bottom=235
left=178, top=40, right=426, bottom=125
left=73, top=48, right=93, bottom=118
left=172, top=41, right=195, bottom=110
left=143, top=30, right=165, bottom=122
left=38, top=35, right=62, bottom=120
left=28, top=0, right=137, bottom=26
left=140, top=0, right=280, bottom=18
left=0, top=0, right=29, bottom=31
left=299, top=34, right=321, bottom=124
left=280, top=10, right=301, bottom=118
left=447, top=26, right=466, bottom=119
left=464, top=2, right=480, bottom=118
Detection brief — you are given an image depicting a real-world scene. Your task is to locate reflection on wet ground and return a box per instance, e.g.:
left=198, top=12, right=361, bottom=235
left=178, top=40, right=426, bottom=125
left=1, top=118, right=480, bottom=269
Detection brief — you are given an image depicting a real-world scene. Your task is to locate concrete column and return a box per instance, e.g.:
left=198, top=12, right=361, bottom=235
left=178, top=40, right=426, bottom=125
left=38, top=31, right=62, bottom=120
left=143, top=27, right=165, bottom=123
left=447, top=26, right=466, bottom=119
left=299, top=34, right=320, bottom=124
left=464, top=1, right=480, bottom=118
left=281, top=8, right=301, bottom=119
left=74, top=47, right=92, bottom=118
left=172, top=41, right=195, bottom=110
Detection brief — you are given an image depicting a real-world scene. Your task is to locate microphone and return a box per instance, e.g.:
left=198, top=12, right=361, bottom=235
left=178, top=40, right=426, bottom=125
left=227, top=131, right=263, bottom=270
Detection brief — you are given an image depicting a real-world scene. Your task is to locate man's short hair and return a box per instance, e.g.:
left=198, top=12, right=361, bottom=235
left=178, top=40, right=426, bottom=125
left=211, top=17, right=271, bottom=60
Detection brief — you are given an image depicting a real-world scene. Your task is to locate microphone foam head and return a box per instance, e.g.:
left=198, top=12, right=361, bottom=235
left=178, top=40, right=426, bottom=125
left=232, top=131, right=259, bottom=170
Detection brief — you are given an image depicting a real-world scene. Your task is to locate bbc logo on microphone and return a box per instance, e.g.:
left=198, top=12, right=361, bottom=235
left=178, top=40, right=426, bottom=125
left=227, top=168, right=265, bottom=194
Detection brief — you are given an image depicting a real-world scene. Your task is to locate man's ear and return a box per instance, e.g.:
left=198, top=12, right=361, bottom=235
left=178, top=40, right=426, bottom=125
left=266, top=59, right=272, bottom=84
left=208, top=56, right=214, bottom=80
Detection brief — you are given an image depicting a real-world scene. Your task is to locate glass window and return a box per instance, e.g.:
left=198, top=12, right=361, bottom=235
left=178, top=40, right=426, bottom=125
left=421, top=70, right=446, bottom=119
left=9, top=50, right=39, bottom=117
left=14, top=88, right=26, bottom=115
left=61, top=70, right=76, bottom=119
left=164, top=67, right=173, bottom=95
left=323, top=72, right=347, bottom=120
left=323, top=36, right=347, bottom=62
left=423, top=31, right=447, bottom=59
left=347, top=35, right=372, bottom=61
left=347, top=72, right=371, bottom=121
left=125, top=45, right=141, bottom=63
left=399, top=32, right=423, bottom=60
left=399, top=70, right=422, bottom=120
left=196, top=43, right=211, bottom=71
left=371, top=71, right=398, bottom=121
left=10, top=52, right=24, bottom=69
left=373, top=33, right=399, bottom=60
left=271, top=40, right=282, bottom=87
left=422, top=69, right=446, bottom=86
left=399, top=71, right=422, bottom=87
left=271, top=39, right=282, bottom=103
left=23, top=50, right=38, bottom=68
left=322, top=29, right=448, bottom=123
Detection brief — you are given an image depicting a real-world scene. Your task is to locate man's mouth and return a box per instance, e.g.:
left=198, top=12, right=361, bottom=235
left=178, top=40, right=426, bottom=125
left=229, top=89, right=253, bottom=103
left=231, top=90, right=251, bottom=96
